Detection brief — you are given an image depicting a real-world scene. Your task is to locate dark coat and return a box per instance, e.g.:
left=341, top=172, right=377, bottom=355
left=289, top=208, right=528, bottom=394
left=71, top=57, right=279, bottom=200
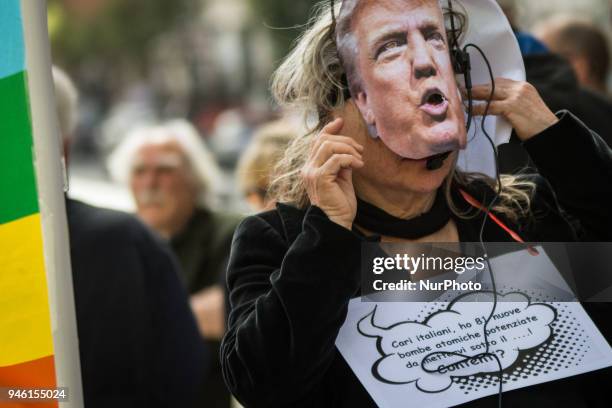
left=526, top=53, right=612, bottom=147
left=170, top=208, right=241, bottom=295
left=67, top=199, right=207, bottom=408
left=169, top=208, right=242, bottom=408
left=221, top=112, right=612, bottom=407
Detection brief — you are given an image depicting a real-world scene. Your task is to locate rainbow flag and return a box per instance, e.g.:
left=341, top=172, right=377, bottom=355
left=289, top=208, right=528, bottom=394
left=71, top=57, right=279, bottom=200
left=0, top=1, right=79, bottom=406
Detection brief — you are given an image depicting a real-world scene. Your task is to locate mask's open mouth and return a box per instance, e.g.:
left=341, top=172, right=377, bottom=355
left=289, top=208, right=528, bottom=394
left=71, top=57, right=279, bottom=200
left=420, top=88, right=449, bottom=120
left=421, top=88, right=447, bottom=106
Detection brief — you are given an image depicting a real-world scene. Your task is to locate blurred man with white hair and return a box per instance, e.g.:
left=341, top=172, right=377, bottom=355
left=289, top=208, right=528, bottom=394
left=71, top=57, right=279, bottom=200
left=109, top=120, right=241, bottom=408
left=53, top=66, right=207, bottom=407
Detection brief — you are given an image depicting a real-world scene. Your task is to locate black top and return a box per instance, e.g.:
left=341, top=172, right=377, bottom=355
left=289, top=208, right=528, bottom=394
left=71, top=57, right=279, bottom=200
left=170, top=208, right=241, bottom=294
left=525, top=52, right=612, bottom=149
left=221, top=112, right=612, bottom=407
left=355, top=187, right=450, bottom=240
left=67, top=199, right=207, bottom=408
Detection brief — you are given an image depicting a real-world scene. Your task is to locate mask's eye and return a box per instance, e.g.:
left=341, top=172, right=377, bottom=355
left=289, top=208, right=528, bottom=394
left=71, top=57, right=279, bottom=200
left=376, top=38, right=406, bottom=59
left=426, top=31, right=446, bottom=47
left=382, top=40, right=400, bottom=51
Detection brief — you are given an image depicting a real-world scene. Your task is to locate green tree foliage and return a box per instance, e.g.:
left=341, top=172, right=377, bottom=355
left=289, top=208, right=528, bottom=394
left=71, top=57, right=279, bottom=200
left=49, top=0, right=195, bottom=68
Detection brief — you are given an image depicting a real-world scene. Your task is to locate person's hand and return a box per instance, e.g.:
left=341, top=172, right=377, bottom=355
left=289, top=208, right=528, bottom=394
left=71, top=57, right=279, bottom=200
left=190, top=285, right=225, bottom=340
left=470, top=78, right=559, bottom=141
left=302, top=118, right=364, bottom=230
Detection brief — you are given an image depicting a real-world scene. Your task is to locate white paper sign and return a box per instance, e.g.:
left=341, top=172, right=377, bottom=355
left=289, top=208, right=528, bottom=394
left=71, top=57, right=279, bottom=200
left=336, top=249, right=612, bottom=407
left=455, top=0, right=526, bottom=178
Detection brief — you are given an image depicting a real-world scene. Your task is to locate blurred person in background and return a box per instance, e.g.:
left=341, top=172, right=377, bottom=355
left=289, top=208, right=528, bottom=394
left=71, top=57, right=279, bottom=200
left=108, top=121, right=241, bottom=408
left=54, top=66, right=207, bottom=408
left=495, top=2, right=612, bottom=173
left=496, top=0, right=549, bottom=55
left=236, top=119, right=296, bottom=212
left=535, top=17, right=610, bottom=94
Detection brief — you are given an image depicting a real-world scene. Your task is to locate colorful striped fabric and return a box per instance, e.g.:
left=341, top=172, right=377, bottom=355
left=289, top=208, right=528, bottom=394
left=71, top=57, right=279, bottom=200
left=0, top=1, right=57, bottom=407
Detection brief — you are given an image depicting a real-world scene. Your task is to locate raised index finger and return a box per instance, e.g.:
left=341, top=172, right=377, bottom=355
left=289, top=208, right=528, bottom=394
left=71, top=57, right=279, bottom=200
left=321, top=117, right=345, bottom=136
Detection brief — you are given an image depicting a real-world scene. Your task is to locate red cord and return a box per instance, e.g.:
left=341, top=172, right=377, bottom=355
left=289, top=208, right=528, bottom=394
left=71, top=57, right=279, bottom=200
left=459, top=189, right=539, bottom=256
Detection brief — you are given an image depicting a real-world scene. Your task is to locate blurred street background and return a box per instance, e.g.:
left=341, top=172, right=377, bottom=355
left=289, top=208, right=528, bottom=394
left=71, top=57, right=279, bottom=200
left=45, top=2, right=612, bottom=407
left=49, top=0, right=612, bottom=212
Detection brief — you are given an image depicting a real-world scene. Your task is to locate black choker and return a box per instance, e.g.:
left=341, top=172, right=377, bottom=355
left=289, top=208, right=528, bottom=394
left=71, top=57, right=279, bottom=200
left=355, top=189, right=451, bottom=239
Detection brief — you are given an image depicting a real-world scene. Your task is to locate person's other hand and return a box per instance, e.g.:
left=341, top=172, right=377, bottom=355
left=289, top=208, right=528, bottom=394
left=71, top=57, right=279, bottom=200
left=470, top=78, right=559, bottom=141
left=190, top=285, right=225, bottom=340
left=302, top=118, right=364, bottom=230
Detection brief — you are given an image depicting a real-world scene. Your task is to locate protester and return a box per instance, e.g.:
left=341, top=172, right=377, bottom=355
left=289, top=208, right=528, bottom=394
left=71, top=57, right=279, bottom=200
left=109, top=121, right=241, bottom=408
left=53, top=66, right=207, bottom=408
left=535, top=16, right=610, bottom=94
left=236, top=119, right=296, bottom=211
left=221, top=1, right=612, bottom=407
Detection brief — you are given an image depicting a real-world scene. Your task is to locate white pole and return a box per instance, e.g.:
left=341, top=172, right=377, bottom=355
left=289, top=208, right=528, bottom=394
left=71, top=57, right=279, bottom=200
left=20, top=1, right=84, bottom=406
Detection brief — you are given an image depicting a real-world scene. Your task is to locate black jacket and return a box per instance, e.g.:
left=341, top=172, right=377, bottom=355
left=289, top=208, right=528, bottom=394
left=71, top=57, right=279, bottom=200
left=221, top=112, right=612, bottom=407
left=67, top=199, right=207, bottom=408
left=526, top=53, right=612, bottom=147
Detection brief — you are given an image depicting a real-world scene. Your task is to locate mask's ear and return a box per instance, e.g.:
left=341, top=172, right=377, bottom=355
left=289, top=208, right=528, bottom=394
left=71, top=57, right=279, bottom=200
left=353, top=91, right=376, bottom=127
left=353, top=91, right=380, bottom=139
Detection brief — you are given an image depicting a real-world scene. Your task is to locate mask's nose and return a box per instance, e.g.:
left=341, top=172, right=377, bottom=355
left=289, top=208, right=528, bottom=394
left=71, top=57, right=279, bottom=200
left=411, top=37, right=437, bottom=81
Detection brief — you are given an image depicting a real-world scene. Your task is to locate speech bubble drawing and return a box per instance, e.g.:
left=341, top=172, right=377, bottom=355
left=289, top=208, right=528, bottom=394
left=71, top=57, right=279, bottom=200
left=357, top=292, right=557, bottom=393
